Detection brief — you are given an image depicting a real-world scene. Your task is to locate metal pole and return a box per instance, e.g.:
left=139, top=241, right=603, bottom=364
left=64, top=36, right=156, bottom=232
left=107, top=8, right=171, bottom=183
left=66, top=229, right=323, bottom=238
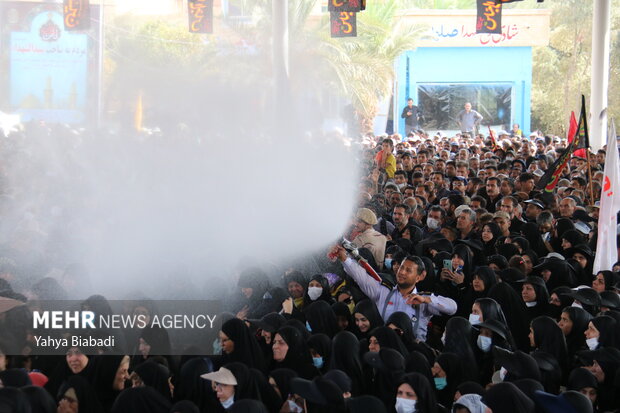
left=97, top=0, right=105, bottom=128
left=589, top=0, right=611, bottom=152
left=272, top=0, right=289, bottom=134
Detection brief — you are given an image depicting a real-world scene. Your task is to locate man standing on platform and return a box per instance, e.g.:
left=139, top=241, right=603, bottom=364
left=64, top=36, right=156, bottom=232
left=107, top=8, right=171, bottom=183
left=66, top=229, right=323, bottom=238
left=456, top=102, right=483, bottom=136
left=401, top=98, right=422, bottom=133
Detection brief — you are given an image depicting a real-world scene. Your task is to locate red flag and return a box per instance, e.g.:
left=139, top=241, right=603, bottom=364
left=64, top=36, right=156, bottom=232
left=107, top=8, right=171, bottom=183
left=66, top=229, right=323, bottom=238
left=537, top=98, right=588, bottom=192
left=567, top=110, right=587, bottom=158
left=567, top=111, right=577, bottom=143
left=488, top=126, right=498, bottom=151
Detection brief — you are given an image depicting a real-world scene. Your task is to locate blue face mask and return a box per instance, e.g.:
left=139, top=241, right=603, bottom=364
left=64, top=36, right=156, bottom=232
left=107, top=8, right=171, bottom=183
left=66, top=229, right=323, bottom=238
left=312, top=356, right=324, bottom=369
left=434, top=377, right=447, bottom=390
left=221, top=395, right=235, bottom=409
left=306, top=321, right=312, bottom=332
left=384, top=258, right=393, bottom=270
left=213, top=338, right=222, bottom=355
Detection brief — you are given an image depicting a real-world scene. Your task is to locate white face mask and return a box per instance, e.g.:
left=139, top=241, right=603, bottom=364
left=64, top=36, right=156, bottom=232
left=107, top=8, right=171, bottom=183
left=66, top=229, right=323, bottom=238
left=426, top=217, right=440, bottom=230
left=477, top=335, right=492, bottom=352
left=586, top=337, right=599, bottom=351
left=308, top=286, right=323, bottom=301
left=395, top=397, right=417, bottom=413
left=221, top=395, right=235, bottom=409
left=286, top=400, right=304, bottom=413
left=499, top=367, right=508, bottom=381
left=571, top=301, right=583, bottom=309
left=525, top=301, right=537, bottom=307
left=469, top=313, right=481, bottom=325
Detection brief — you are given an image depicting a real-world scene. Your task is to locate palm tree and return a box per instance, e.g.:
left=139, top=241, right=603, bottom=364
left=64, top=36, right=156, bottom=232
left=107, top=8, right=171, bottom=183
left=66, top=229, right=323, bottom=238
left=225, top=0, right=424, bottom=134
left=318, top=0, right=424, bottom=133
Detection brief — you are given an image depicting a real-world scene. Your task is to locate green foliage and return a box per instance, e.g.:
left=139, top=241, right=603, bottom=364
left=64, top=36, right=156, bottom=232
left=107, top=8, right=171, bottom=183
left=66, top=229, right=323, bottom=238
left=531, top=0, right=620, bottom=134
left=318, top=0, right=424, bottom=131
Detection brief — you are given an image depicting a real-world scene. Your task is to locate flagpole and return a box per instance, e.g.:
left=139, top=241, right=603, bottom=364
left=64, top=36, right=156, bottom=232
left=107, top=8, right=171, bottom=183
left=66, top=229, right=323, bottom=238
left=586, top=150, right=596, bottom=206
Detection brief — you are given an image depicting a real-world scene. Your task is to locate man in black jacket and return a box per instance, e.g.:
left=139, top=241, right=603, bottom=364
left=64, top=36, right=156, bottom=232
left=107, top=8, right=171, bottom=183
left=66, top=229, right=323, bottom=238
left=401, top=98, right=422, bottom=133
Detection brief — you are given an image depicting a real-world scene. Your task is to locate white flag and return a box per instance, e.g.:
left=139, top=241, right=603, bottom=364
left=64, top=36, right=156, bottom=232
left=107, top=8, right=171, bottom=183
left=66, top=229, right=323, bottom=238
left=593, top=120, right=620, bottom=273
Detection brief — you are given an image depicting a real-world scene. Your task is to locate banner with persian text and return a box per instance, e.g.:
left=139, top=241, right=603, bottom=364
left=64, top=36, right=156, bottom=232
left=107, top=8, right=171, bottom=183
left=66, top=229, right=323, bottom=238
left=0, top=2, right=100, bottom=123
left=188, top=0, right=213, bottom=34
left=63, top=0, right=90, bottom=31
left=476, top=0, right=502, bottom=34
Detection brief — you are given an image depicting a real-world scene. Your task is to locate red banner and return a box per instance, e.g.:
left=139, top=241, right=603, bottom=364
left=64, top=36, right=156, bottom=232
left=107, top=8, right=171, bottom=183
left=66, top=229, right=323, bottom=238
left=188, top=0, right=213, bottom=34
left=476, top=0, right=502, bottom=34
left=330, top=12, right=357, bottom=38
left=63, top=0, right=90, bottom=31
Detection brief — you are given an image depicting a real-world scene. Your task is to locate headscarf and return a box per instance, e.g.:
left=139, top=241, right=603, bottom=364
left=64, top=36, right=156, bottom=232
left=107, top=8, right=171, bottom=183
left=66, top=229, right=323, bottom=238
left=21, top=385, right=56, bottom=413
left=220, top=318, right=266, bottom=371
left=111, top=386, right=171, bottom=413
left=530, top=316, right=568, bottom=373
left=352, top=299, right=384, bottom=339
left=0, top=368, right=31, bottom=388
left=404, top=351, right=434, bottom=387
left=224, top=362, right=258, bottom=401
left=452, top=244, right=474, bottom=283
left=345, top=395, right=387, bottom=413
left=0, top=387, right=32, bottom=413
left=548, top=286, right=573, bottom=320
left=416, top=256, right=437, bottom=293
left=532, top=257, right=578, bottom=291
left=567, top=367, right=598, bottom=392
left=435, top=352, right=464, bottom=408
left=169, top=400, right=200, bottom=413
left=385, top=312, right=416, bottom=352
left=561, top=229, right=585, bottom=251
left=555, top=218, right=576, bottom=240
left=368, top=326, right=408, bottom=357
left=488, top=283, right=530, bottom=351
left=562, top=306, right=592, bottom=356
left=139, top=325, right=172, bottom=355
left=228, top=400, right=269, bottom=413
left=303, top=274, right=334, bottom=307
left=511, top=237, right=530, bottom=254
left=473, top=266, right=498, bottom=294
left=237, top=267, right=274, bottom=319
left=91, top=355, right=129, bottom=412
left=173, top=357, right=213, bottom=411
left=481, top=382, right=534, bottom=413
left=474, top=297, right=508, bottom=326
left=268, top=368, right=298, bottom=400
left=482, top=222, right=501, bottom=257
left=307, top=334, right=332, bottom=370
left=133, top=360, right=171, bottom=401
left=397, top=373, right=437, bottom=413
left=443, top=317, right=478, bottom=381
left=591, top=315, right=617, bottom=349
left=304, top=300, right=339, bottom=338
left=363, top=348, right=405, bottom=408
left=594, top=270, right=617, bottom=291
left=272, top=326, right=317, bottom=379
left=331, top=301, right=354, bottom=332
left=520, top=222, right=547, bottom=258
left=57, top=375, right=104, bottom=413
left=329, top=331, right=364, bottom=396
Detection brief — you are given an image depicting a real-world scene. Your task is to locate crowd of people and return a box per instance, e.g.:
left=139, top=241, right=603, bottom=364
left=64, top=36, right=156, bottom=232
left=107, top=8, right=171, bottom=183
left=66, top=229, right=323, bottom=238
left=0, top=122, right=619, bottom=413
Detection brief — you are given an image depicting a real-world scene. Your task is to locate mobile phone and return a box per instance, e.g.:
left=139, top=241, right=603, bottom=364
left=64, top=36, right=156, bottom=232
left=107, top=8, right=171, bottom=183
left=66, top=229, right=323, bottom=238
left=443, top=259, right=452, bottom=270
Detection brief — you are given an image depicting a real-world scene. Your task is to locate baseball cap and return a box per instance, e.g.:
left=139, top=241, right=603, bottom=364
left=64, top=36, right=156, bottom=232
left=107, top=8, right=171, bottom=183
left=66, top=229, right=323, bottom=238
left=524, top=199, right=545, bottom=209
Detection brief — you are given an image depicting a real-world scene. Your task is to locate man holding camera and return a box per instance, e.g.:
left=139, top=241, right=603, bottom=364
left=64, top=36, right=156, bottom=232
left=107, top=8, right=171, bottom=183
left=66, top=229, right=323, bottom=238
left=401, top=98, right=423, bottom=133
